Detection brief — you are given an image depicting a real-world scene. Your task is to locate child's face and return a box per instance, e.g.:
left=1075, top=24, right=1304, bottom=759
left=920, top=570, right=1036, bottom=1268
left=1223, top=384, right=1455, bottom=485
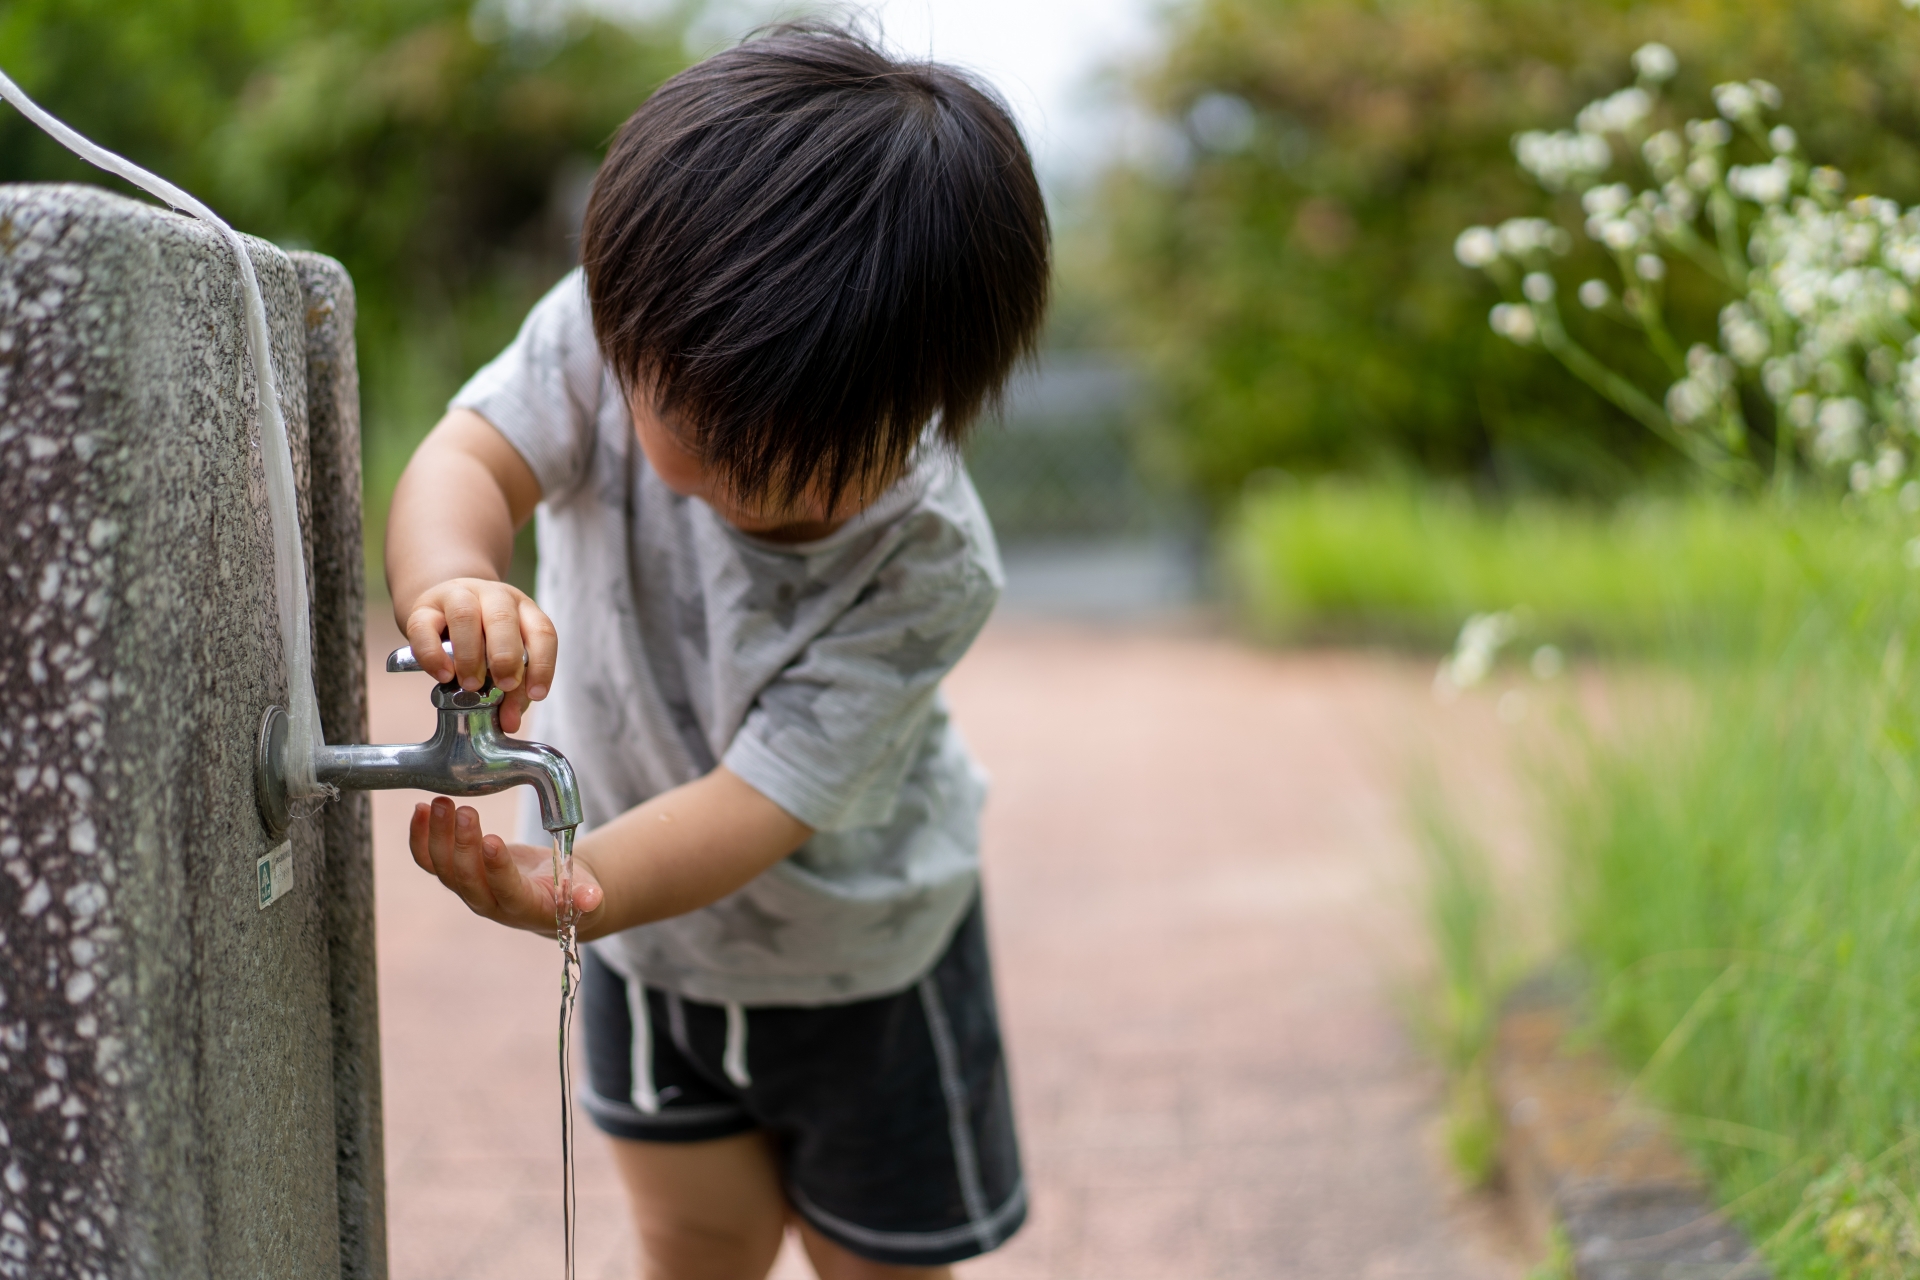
left=630, top=391, right=891, bottom=540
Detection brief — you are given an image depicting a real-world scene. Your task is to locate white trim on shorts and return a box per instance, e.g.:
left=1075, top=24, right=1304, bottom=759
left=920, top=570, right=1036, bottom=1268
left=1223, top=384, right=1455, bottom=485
left=788, top=1179, right=1028, bottom=1255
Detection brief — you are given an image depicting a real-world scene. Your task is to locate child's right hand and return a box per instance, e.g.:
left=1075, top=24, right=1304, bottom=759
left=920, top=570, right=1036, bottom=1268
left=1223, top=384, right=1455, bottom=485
left=402, top=577, right=557, bottom=734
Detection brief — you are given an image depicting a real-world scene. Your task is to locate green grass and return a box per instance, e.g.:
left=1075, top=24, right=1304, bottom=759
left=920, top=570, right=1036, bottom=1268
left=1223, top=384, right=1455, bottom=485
left=1227, top=479, right=1906, bottom=652
left=1412, top=785, right=1515, bottom=1190
left=1556, top=576, right=1920, bottom=1276
left=1237, top=481, right=1920, bottom=1274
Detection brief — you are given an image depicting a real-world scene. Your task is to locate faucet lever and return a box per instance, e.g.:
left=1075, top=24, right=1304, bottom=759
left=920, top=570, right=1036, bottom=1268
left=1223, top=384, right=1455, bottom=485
left=257, top=644, right=581, bottom=840
left=387, top=641, right=531, bottom=682
left=387, top=641, right=453, bottom=674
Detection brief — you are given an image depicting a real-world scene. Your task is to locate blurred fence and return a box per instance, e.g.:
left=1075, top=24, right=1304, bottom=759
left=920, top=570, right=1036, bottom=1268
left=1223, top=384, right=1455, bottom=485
left=966, top=353, right=1207, bottom=619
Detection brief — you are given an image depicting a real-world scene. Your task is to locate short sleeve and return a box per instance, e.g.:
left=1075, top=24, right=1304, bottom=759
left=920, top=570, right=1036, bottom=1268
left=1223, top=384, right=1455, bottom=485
left=450, top=269, right=606, bottom=502
left=722, top=512, right=1001, bottom=833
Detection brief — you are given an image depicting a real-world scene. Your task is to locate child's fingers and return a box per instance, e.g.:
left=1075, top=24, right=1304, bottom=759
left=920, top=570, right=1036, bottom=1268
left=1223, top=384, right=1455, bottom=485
left=499, top=686, right=530, bottom=736
left=421, top=797, right=460, bottom=883
left=442, top=804, right=504, bottom=919
left=520, top=600, right=559, bottom=702
left=408, top=802, right=435, bottom=874
left=481, top=583, right=527, bottom=692
left=403, top=607, right=453, bottom=683
left=479, top=835, right=542, bottom=919
left=439, top=585, right=489, bottom=692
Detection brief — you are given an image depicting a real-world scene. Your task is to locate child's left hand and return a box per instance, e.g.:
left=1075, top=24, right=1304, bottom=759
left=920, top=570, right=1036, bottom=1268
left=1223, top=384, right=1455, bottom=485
left=409, top=796, right=604, bottom=934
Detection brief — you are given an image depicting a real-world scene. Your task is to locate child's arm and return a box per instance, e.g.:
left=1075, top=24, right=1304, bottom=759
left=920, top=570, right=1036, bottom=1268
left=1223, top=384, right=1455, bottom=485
left=386, top=408, right=555, bottom=733
left=391, top=408, right=814, bottom=935
left=409, top=767, right=813, bottom=940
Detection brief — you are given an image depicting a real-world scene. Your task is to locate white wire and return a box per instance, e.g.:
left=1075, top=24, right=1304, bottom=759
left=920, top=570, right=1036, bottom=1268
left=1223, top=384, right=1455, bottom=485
left=0, top=67, right=328, bottom=800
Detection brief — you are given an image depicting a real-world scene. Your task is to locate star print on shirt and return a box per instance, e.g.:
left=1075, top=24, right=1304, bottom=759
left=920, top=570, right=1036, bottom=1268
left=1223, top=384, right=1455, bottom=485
left=875, top=628, right=950, bottom=680
left=763, top=680, right=832, bottom=740
left=734, top=560, right=830, bottom=630
left=868, top=889, right=935, bottom=940
left=665, top=697, right=718, bottom=772
left=707, top=894, right=790, bottom=954
left=673, top=592, right=708, bottom=658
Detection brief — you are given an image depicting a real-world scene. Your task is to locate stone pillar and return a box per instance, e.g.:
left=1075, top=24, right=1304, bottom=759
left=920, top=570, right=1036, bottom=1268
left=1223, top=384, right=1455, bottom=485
left=0, top=184, right=383, bottom=1279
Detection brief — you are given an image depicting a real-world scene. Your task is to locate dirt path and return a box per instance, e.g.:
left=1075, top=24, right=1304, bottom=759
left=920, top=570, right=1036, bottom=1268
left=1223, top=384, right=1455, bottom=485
left=369, top=620, right=1533, bottom=1279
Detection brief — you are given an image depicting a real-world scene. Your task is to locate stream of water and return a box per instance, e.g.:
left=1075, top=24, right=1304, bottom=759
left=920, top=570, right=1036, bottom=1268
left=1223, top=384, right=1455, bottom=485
left=552, top=828, right=581, bottom=1280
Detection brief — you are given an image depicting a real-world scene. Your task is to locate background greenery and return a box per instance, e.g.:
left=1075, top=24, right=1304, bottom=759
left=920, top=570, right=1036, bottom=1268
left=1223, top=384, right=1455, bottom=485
left=1095, top=0, right=1920, bottom=504
left=1229, top=480, right=1916, bottom=650
left=1557, top=551, right=1920, bottom=1274
left=0, top=0, right=692, bottom=554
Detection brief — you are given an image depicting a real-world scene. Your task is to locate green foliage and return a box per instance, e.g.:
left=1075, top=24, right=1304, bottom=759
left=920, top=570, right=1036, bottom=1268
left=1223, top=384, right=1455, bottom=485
left=1228, top=477, right=1906, bottom=649
left=0, top=0, right=692, bottom=512
left=1101, top=0, right=1920, bottom=503
left=1556, top=545, right=1920, bottom=1275
left=1414, top=788, right=1511, bottom=1188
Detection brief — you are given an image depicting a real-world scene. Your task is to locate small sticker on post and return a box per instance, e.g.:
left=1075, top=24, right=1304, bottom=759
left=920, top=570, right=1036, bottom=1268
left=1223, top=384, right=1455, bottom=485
left=258, top=842, right=293, bottom=909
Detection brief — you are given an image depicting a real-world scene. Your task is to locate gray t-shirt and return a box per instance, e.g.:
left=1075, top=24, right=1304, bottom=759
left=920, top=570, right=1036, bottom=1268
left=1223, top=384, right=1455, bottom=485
left=452, top=270, right=1002, bottom=1006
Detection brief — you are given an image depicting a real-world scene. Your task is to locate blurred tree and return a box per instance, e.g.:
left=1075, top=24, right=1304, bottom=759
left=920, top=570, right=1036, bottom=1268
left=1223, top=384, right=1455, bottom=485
left=1099, top=0, right=1920, bottom=503
left=0, top=0, right=691, bottom=493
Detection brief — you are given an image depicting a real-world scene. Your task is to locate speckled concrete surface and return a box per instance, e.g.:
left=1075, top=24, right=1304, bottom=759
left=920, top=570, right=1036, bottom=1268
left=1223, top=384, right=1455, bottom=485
left=0, top=186, right=370, bottom=1279
left=373, top=619, right=1534, bottom=1280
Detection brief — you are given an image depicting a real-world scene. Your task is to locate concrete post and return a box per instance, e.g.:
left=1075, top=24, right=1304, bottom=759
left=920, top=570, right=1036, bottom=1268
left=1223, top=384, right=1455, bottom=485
left=0, top=184, right=383, bottom=1279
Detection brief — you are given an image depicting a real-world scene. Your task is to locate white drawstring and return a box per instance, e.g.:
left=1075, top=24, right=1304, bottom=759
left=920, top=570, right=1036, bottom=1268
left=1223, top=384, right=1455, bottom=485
left=627, top=978, right=659, bottom=1114
left=723, top=1002, right=752, bottom=1088
left=0, top=68, right=329, bottom=801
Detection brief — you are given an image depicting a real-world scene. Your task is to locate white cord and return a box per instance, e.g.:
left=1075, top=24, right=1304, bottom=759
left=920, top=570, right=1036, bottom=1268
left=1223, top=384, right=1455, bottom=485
left=0, top=67, right=328, bottom=800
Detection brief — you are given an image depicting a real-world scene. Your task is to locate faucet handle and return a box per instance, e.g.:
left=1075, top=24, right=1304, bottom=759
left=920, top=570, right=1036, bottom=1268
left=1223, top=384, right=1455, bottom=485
left=386, top=641, right=453, bottom=674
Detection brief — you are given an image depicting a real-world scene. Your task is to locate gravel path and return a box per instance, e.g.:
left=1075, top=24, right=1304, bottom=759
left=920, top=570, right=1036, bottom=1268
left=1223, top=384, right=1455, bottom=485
left=369, top=620, right=1530, bottom=1279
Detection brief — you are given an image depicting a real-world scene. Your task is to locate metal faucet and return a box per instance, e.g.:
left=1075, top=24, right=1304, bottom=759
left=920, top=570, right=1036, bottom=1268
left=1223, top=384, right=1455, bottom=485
left=256, top=642, right=583, bottom=840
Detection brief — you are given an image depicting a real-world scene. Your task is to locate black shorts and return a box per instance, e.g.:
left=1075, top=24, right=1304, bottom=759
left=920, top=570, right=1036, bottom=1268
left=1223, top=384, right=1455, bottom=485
left=578, top=897, right=1026, bottom=1267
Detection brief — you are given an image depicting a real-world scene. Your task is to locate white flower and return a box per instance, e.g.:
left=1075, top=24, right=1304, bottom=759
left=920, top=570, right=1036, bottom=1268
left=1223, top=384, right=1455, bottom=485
left=1600, top=217, right=1643, bottom=251
left=1438, top=612, right=1518, bottom=693
left=1660, top=179, right=1698, bottom=222
left=1752, top=80, right=1783, bottom=110
left=1495, top=217, right=1571, bottom=257
left=1813, top=397, right=1867, bottom=463
left=1490, top=303, right=1539, bottom=344
left=1514, top=130, right=1612, bottom=191
left=1632, top=43, right=1678, bottom=84
left=1667, top=347, right=1734, bottom=424
left=1875, top=445, right=1906, bottom=485
left=1721, top=302, right=1771, bottom=366
left=1685, top=156, right=1720, bottom=191
left=1523, top=272, right=1557, bottom=302
left=1687, top=118, right=1733, bottom=148
left=1455, top=226, right=1501, bottom=268
left=1579, top=279, right=1612, bottom=309
left=1668, top=378, right=1718, bottom=424
left=1714, top=82, right=1760, bottom=121
left=1582, top=183, right=1633, bottom=217
left=1811, top=167, right=1846, bottom=198
left=1643, top=130, right=1685, bottom=177
left=1578, top=87, right=1654, bottom=136
left=1636, top=253, right=1667, bottom=281
left=1729, top=160, right=1792, bottom=205
left=1887, top=235, right=1920, bottom=283
left=1763, top=357, right=1800, bottom=401
left=1789, top=393, right=1819, bottom=429
left=1770, top=125, right=1798, bottom=155
left=1851, top=461, right=1874, bottom=492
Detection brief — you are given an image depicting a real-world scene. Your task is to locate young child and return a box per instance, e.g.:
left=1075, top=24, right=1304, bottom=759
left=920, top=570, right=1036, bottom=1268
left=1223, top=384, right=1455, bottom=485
left=384, top=23, right=1049, bottom=1280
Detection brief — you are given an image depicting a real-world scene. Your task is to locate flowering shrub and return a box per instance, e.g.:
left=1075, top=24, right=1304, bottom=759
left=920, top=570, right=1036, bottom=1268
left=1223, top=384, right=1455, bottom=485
left=1459, top=38, right=1920, bottom=492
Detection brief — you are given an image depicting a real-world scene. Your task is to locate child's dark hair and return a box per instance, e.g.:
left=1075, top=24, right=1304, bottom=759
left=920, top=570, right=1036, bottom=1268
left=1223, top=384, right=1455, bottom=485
left=581, top=22, right=1051, bottom=509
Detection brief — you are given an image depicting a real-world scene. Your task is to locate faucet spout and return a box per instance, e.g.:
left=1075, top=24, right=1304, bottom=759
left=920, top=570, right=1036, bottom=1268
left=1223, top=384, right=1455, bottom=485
left=255, top=647, right=582, bottom=840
